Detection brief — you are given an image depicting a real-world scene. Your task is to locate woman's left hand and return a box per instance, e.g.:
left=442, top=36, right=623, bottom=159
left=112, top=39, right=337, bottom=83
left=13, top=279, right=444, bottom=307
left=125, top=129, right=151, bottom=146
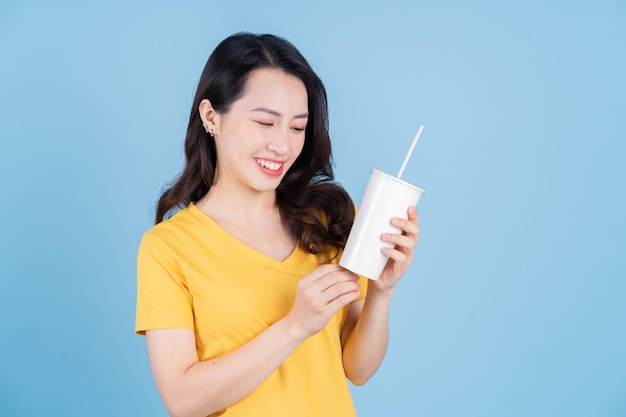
left=370, top=206, right=420, bottom=293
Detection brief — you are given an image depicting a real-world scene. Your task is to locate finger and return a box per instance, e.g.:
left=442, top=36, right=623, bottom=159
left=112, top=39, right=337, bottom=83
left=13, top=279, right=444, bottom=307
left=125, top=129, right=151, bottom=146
left=316, top=269, right=359, bottom=293
left=391, top=214, right=420, bottom=237
left=305, top=278, right=359, bottom=312
left=408, top=205, right=419, bottom=222
left=382, top=246, right=410, bottom=264
left=304, top=264, right=343, bottom=283
left=325, top=287, right=361, bottom=311
left=322, top=279, right=361, bottom=302
left=407, top=207, right=420, bottom=236
left=382, top=233, right=415, bottom=250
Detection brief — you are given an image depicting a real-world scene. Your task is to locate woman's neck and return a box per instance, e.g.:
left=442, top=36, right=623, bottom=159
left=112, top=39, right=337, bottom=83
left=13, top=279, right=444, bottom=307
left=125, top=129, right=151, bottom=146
left=196, top=182, right=279, bottom=225
left=195, top=182, right=296, bottom=261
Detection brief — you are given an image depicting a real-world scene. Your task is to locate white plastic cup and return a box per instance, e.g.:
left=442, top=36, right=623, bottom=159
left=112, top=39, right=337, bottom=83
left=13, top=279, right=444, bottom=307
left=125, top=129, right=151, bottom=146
left=339, top=169, right=425, bottom=280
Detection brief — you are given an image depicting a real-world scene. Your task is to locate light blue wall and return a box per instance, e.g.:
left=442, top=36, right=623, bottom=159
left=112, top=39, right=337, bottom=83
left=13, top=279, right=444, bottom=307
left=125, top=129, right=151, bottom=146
left=1, top=1, right=624, bottom=416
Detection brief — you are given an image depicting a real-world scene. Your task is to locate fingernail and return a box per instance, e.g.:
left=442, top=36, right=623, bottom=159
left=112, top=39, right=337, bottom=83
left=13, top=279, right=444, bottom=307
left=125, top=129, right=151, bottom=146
left=392, top=218, right=401, bottom=225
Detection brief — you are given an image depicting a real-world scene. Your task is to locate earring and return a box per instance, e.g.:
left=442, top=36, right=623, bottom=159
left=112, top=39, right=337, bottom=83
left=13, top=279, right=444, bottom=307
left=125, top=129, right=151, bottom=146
left=209, top=129, right=214, bottom=138
left=202, top=123, right=214, bottom=138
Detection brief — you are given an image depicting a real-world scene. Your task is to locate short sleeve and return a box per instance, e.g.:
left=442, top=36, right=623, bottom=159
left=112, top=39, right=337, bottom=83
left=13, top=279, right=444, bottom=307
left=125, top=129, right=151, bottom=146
left=135, top=231, right=194, bottom=335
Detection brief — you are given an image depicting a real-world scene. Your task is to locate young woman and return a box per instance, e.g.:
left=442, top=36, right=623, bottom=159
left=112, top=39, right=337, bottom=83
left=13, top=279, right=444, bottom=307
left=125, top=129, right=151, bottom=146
left=135, top=32, right=420, bottom=417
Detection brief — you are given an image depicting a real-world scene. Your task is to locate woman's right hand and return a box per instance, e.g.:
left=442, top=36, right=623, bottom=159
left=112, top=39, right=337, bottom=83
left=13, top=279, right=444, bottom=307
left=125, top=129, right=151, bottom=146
left=285, top=264, right=361, bottom=340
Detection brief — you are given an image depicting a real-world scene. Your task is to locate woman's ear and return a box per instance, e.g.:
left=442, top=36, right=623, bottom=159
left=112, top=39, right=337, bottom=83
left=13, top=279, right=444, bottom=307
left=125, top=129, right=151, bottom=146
left=199, top=99, right=219, bottom=134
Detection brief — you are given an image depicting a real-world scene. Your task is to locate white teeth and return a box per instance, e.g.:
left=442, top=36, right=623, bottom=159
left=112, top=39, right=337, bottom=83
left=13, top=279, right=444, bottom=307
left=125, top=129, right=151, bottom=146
left=256, top=158, right=281, bottom=171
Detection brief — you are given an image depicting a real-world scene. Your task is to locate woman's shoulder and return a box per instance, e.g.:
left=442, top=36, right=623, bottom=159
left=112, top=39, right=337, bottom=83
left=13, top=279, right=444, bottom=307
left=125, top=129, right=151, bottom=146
left=141, top=205, right=201, bottom=247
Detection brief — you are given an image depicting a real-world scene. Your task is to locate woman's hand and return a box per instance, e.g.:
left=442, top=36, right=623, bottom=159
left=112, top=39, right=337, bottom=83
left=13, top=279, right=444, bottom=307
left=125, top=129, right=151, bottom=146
left=371, top=206, right=420, bottom=293
left=286, top=264, right=361, bottom=340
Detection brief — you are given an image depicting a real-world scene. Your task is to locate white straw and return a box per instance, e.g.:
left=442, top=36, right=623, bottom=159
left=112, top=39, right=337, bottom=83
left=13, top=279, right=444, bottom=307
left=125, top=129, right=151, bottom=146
left=397, top=125, right=424, bottom=178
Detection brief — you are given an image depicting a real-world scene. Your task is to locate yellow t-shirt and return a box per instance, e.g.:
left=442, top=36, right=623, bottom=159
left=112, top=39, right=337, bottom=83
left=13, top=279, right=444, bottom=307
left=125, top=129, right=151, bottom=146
left=136, top=203, right=366, bottom=416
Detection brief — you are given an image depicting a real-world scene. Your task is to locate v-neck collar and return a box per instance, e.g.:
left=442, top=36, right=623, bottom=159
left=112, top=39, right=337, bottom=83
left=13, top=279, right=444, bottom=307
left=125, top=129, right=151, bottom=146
left=187, top=202, right=304, bottom=267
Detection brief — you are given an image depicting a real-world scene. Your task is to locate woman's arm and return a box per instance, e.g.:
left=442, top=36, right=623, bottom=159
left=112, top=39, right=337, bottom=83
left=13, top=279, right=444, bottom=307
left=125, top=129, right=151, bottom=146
left=341, top=206, right=420, bottom=385
left=147, top=264, right=361, bottom=417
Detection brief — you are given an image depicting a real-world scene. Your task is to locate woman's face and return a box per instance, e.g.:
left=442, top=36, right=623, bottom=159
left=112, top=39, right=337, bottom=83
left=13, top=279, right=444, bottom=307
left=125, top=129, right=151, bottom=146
left=207, top=68, right=308, bottom=195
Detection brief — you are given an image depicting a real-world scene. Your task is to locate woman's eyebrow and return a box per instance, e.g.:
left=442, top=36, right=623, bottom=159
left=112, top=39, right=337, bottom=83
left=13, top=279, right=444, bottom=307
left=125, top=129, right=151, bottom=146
left=250, top=107, right=308, bottom=119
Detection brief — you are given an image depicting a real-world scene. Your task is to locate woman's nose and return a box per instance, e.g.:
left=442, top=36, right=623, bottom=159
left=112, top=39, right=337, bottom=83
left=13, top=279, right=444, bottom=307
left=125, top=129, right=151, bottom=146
left=267, top=130, right=290, bottom=155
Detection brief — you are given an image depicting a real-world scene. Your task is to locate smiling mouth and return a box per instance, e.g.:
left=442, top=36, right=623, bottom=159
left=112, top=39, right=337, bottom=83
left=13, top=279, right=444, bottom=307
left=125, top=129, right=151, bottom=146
left=254, top=158, right=283, bottom=171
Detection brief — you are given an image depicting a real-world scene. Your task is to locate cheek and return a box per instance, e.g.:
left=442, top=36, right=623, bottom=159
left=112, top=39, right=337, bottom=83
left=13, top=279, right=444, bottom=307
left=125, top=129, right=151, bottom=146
left=246, top=125, right=271, bottom=146
left=292, top=136, right=306, bottom=156
left=227, top=124, right=264, bottom=151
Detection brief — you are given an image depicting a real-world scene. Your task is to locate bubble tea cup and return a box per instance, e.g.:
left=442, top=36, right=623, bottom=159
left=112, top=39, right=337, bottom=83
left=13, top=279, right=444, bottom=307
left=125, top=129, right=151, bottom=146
left=339, top=169, right=424, bottom=280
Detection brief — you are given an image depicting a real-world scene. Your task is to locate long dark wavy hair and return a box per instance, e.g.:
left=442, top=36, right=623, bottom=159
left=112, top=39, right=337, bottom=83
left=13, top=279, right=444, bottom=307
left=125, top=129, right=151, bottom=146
left=155, top=32, right=355, bottom=256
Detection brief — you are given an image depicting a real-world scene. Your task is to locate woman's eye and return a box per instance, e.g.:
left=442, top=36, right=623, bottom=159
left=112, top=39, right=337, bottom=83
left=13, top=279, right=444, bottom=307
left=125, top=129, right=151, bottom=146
left=292, top=127, right=306, bottom=132
left=256, top=121, right=274, bottom=127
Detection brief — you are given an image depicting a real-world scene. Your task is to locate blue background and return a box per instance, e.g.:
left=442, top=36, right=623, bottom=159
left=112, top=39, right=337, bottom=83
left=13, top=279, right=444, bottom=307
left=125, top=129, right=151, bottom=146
left=1, top=1, right=625, bottom=416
